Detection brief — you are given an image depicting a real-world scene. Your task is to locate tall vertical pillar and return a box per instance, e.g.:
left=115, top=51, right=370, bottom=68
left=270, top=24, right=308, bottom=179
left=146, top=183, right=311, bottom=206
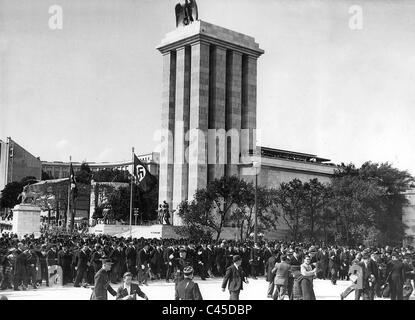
left=208, top=46, right=227, bottom=182
left=157, top=20, right=263, bottom=226
left=225, top=51, right=242, bottom=177
left=188, top=42, right=210, bottom=199
left=241, top=55, right=258, bottom=160
left=172, top=47, right=191, bottom=225
left=158, top=51, right=176, bottom=210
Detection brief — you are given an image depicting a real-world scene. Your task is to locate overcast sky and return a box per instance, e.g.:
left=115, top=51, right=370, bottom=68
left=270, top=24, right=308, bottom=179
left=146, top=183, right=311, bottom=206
left=1, top=0, right=414, bottom=175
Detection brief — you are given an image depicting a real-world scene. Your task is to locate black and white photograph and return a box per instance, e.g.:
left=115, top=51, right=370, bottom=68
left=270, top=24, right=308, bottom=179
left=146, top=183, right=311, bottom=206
left=0, top=0, right=415, bottom=306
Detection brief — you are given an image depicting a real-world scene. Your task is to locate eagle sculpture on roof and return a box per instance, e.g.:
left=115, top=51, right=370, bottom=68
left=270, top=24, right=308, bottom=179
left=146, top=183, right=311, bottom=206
left=175, top=0, right=199, bottom=27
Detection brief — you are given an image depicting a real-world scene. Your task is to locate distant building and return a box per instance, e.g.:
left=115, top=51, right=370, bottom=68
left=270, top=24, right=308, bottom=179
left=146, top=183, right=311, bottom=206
left=0, top=137, right=42, bottom=192
left=41, top=152, right=159, bottom=179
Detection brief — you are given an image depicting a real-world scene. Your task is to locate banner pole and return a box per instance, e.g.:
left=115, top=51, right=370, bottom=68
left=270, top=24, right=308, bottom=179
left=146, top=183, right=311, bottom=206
left=129, top=147, right=134, bottom=238
left=67, top=156, right=71, bottom=231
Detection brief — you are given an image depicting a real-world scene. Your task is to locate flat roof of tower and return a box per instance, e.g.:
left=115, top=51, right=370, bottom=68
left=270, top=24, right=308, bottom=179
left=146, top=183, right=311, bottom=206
left=258, top=146, right=332, bottom=164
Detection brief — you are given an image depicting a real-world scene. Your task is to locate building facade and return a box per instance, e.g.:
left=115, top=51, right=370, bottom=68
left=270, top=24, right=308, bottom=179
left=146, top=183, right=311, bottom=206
left=41, top=152, right=159, bottom=179
left=0, top=137, right=42, bottom=192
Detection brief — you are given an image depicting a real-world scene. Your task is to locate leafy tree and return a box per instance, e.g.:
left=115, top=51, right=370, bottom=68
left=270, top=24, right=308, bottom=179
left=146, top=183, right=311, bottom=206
left=330, top=173, right=382, bottom=245
left=92, top=183, right=115, bottom=221
left=0, top=176, right=39, bottom=211
left=273, top=179, right=305, bottom=241
left=177, top=176, right=247, bottom=240
left=93, top=169, right=130, bottom=183
left=302, top=178, right=330, bottom=240
left=76, top=162, right=92, bottom=184
left=107, top=186, right=130, bottom=222
left=41, top=171, right=54, bottom=180
left=231, top=185, right=279, bottom=241
left=358, top=162, right=414, bottom=245
left=0, top=182, right=23, bottom=210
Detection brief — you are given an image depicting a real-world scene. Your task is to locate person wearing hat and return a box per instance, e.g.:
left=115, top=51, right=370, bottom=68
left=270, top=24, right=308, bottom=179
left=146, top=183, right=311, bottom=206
left=26, top=244, right=39, bottom=289
left=74, top=245, right=90, bottom=288
left=402, top=254, right=414, bottom=300
left=221, top=254, right=249, bottom=300
left=90, top=258, right=117, bottom=300
left=175, top=266, right=203, bottom=300
left=249, top=242, right=261, bottom=280
left=0, top=248, right=15, bottom=290
left=163, top=244, right=176, bottom=283
left=90, top=244, right=104, bottom=276
left=46, top=244, right=58, bottom=268
left=265, top=249, right=278, bottom=298
left=125, top=242, right=137, bottom=279
left=13, top=245, right=28, bottom=291
left=136, top=243, right=150, bottom=286
left=58, top=244, right=73, bottom=285
left=116, top=272, right=148, bottom=300
left=272, top=254, right=291, bottom=300
left=386, top=251, right=405, bottom=300
left=175, top=248, right=193, bottom=284
left=353, top=252, right=374, bottom=300
left=215, top=241, right=226, bottom=277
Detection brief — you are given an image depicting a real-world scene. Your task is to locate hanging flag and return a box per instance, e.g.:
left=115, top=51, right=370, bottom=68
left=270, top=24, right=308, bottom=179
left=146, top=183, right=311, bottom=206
left=70, top=162, right=78, bottom=199
left=133, top=154, right=157, bottom=193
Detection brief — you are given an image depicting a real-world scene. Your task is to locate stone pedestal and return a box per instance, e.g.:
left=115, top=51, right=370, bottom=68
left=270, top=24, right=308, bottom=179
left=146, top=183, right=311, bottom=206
left=157, top=20, right=264, bottom=225
left=12, top=204, right=41, bottom=238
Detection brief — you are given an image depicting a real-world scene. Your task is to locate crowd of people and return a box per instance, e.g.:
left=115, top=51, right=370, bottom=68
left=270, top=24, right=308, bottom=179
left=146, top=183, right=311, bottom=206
left=0, top=231, right=414, bottom=300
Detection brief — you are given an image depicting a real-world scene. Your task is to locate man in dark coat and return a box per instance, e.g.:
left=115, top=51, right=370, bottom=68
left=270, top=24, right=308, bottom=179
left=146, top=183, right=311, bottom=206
left=386, top=252, right=405, bottom=300
left=316, top=247, right=329, bottom=279
left=150, top=244, right=163, bottom=280
left=13, top=248, right=27, bottom=291
left=206, top=243, right=215, bottom=278
left=90, top=245, right=104, bottom=275
left=90, top=258, right=117, bottom=300
left=241, top=245, right=250, bottom=277
left=175, top=266, right=203, bottom=300
left=367, top=251, right=380, bottom=300
left=74, top=245, right=90, bottom=287
left=116, top=272, right=148, bottom=300
left=58, top=245, right=73, bottom=285
left=26, top=246, right=38, bottom=289
left=194, top=246, right=207, bottom=280
left=339, top=248, right=350, bottom=280
left=137, top=244, right=150, bottom=285
left=175, top=248, right=193, bottom=284
left=109, top=243, right=124, bottom=284
left=46, top=245, right=58, bottom=267
left=328, top=248, right=340, bottom=285
left=265, top=250, right=278, bottom=298
left=215, top=242, right=226, bottom=277
left=249, top=243, right=261, bottom=279
left=163, top=244, right=175, bottom=282
left=125, top=242, right=137, bottom=278
left=221, top=255, right=249, bottom=300
left=37, top=245, right=49, bottom=287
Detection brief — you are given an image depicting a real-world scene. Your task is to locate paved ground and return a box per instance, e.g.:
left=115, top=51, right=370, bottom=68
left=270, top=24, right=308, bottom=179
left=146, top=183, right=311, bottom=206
left=2, top=277, right=414, bottom=300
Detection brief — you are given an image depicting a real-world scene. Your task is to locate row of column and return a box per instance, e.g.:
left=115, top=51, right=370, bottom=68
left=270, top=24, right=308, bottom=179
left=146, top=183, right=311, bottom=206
left=159, top=41, right=258, bottom=223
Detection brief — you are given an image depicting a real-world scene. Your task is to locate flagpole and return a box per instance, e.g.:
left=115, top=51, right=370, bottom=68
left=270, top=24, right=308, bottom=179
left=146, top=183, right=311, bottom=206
left=129, top=147, right=134, bottom=238
left=67, top=155, right=71, bottom=231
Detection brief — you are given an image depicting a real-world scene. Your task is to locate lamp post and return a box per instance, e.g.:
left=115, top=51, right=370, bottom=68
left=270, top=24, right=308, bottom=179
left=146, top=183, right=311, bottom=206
left=252, top=161, right=260, bottom=243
